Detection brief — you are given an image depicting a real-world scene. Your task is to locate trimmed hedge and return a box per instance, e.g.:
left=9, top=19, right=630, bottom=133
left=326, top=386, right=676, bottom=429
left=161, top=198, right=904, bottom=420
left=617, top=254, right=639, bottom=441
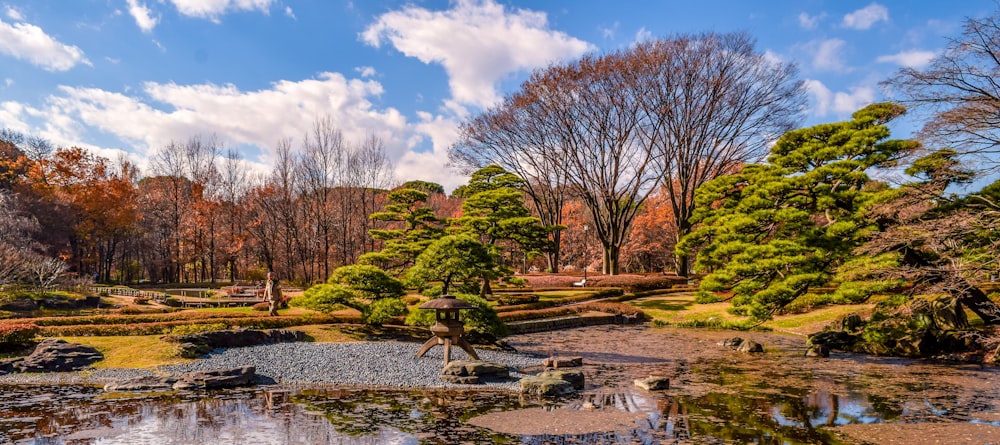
left=0, top=322, right=39, bottom=343
left=499, top=301, right=645, bottom=323
left=34, top=313, right=361, bottom=337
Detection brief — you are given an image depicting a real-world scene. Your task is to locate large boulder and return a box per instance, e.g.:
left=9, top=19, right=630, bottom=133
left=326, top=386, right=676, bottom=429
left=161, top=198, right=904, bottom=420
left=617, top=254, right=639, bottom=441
left=15, top=339, right=102, bottom=372
left=168, top=328, right=305, bottom=358
left=807, top=330, right=858, bottom=350
left=104, top=376, right=177, bottom=392
left=519, top=375, right=575, bottom=397
left=718, top=337, right=764, bottom=353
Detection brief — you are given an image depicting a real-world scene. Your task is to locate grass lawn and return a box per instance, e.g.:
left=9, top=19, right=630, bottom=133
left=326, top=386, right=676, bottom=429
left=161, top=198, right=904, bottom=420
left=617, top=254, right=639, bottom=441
left=534, top=290, right=603, bottom=301
left=629, top=291, right=875, bottom=333
left=61, top=335, right=190, bottom=368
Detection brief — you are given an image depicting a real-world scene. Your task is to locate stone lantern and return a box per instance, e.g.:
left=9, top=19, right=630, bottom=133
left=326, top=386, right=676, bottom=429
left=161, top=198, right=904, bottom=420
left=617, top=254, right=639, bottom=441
left=415, top=295, right=480, bottom=365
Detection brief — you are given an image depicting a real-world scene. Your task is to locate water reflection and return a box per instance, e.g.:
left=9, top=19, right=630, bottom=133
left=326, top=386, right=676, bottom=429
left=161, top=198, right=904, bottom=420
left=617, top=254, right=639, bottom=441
left=0, top=376, right=996, bottom=444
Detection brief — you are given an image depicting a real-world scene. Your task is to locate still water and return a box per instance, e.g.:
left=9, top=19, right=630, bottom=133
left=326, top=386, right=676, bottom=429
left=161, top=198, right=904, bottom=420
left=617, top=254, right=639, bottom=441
left=3, top=325, right=1000, bottom=444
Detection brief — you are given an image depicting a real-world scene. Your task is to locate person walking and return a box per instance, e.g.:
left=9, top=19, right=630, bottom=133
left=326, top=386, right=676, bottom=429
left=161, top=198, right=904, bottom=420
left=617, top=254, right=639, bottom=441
left=264, top=272, right=282, bottom=316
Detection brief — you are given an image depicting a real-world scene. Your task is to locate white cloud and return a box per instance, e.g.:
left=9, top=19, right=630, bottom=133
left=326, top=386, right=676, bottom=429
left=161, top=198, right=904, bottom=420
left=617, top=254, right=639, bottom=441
left=876, top=49, right=936, bottom=68
left=600, top=21, right=619, bottom=39
left=0, top=18, right=90, bottom=71
left=361, top=0, right=594, bottom=108
left=284, top=6, right=295, bottom=20
left=5, top=6, right=24, bottom=21
left=168, top=0, right=275, bottom=22
left=4, top=78, right=12, bottom=87
left=810, top=39, right=849, bottom=72
left=126, top=0, right=160, bottom=33
left=395, top=112, right=466, bottom=191
left=798, top=12, right=823, bottom=30
left=805, top=79, right=875, bottom=117
left=30, top=74, right=412, bottom=168
left=842, top=3, right=888, bottom=30
left=355, top=66, right=376, bottom=77
left=634, top=27, right=653, bottom=44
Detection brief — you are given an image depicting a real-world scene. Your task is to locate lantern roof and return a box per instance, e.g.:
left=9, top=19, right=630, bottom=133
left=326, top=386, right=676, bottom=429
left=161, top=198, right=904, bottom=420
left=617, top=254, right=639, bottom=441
left=418, top=294, right=477, bottom=310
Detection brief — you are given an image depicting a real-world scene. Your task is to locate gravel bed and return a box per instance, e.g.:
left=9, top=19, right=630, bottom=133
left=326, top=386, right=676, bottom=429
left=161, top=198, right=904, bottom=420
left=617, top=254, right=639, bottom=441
left=0, top=341, right=545, bottom=390
left=160, top=341, right=543, bottom=390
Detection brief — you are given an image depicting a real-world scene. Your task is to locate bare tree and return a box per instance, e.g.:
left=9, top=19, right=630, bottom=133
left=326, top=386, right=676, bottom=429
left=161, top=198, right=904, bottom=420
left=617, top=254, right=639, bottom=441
left=24, top=257, right=68, bottom=287
left=635, top=33, right=805, bottom=275
left=883, top=11, right=1000, bottom=171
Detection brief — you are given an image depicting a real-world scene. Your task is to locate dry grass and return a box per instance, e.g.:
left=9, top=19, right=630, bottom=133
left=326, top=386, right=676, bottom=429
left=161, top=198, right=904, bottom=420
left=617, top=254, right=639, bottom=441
left=61, top=335, right=190, bottom=368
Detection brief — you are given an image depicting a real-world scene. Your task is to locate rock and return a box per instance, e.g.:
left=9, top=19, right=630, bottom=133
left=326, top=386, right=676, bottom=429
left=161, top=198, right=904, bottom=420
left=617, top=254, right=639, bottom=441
left=104, top=376, right=177, bottom=392
left=634, top=375, right=670, bottom=391
left=440, top=360, right=509, bottom=382
left=172, top=366, right=256, bottom=390
left=805, top=344, right=830, bottom=358
left=540, top=370, right=585, bottom=390
left=841, top=313, right=864, bottom=332
left=519, top=376, right=575, bottom=397
left=0, top=298, right=38, bottom=312
left=439, top=360, right=510, bottom=384
left=440, top=375, right=481, bottom=384
left=15, top=339, right=103, bottom=372
left=168, top=328, right=305, bottom=358
left=542, top=356, right=583, bottom=368
left=807, top=330, right=858, bottom=350
left=718, top=337, right=743, bottom=349
left=0, top=358, right=21, bottom=374
left=737, top=339, right=764, bottom=353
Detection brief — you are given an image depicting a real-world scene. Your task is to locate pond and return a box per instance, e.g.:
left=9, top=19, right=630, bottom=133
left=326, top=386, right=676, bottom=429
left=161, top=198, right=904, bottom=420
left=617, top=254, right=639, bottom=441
left=2, top=325, right=1000, bottom=444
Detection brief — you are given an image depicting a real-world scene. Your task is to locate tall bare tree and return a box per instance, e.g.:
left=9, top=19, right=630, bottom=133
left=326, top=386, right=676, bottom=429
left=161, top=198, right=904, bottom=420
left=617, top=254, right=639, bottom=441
left=883, top=11, right=1000, bottom=171
left=635, top=33, right=805, bottom=275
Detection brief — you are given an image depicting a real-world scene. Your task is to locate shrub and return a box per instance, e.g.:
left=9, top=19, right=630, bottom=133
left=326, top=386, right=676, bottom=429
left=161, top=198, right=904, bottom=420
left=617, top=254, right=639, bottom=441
left=590, top=275, right=686, bottom=293
left=420, top=285, right=444, bottom=298
left=168, top=322, right=230, bottom=336
left=496, top=294, right=539, bottom=306
left=503, top=276, right=528, bottom=288
left=0, top=323, right=40, bottom=343
left=290, top=284, right=362, bottom=313
left=328, top=265, right=405, bottom=299
left=362, top=298, right=408, bottom=325
left=401, top=295, right=423, bottom=306
left=118, top=306, right=143, bottom=315
left=163, top=297, right=183, bottom=308
left=133, top=297, right=150, bottom=305
left=251, top=302, right=270, bottom=312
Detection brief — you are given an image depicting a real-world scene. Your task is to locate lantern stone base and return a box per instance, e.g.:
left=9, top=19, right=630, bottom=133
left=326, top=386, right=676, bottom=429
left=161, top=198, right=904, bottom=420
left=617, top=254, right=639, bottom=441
left=416, top=319, right=479, bottom=365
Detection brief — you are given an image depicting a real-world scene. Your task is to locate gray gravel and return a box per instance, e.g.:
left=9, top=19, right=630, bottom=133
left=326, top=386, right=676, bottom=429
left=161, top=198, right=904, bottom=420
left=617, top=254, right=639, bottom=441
left=0, top=341, right=544, bottom=390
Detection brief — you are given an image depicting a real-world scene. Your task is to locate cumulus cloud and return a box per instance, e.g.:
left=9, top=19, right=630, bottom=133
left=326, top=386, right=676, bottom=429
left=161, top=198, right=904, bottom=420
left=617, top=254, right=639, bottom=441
left=395, top=112, right=467, bottom=191
left=0, top=18, right=90, bottom=71
left=361, top=0, right=594, bottom=108
left=126, top=0, right=160, bottom=33
left=876, top=49, right=936, bottom=68
left=284, top=6, right=295, bottom=20
left=0, top=71, right=443, bottom=184
left=843, top=3, right=888, bottom=30
left=5, top=6, right=24, bottom=21
left=168, top=0, right=275, bottom=22
left=805, top=79, right=874, bottom=117
left=355, top=66, right=376, bottom=77
left=798, top=12, right=823, bottom=30
left=810, top=39, right=849, bottom=72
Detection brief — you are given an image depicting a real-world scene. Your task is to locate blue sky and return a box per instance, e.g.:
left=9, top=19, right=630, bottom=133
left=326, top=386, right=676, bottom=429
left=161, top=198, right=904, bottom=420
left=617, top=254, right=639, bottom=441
left=0, top=0, right=996, bottom=190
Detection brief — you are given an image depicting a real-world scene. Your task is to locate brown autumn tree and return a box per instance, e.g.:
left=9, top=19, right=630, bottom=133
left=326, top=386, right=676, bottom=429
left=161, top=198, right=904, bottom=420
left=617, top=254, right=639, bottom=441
left=883, top=10, right=1000, bottom=172
left=453, top=33, right=803, bottom=275
left=620, top=186, right=678, bottom=273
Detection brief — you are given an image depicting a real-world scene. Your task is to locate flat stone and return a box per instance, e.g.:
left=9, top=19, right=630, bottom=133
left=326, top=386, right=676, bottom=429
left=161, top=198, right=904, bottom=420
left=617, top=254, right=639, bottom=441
left=104, top=376, right=176, bottom=392
left=172, top=366, right=256, bottom=390
left=539, top=370, right=585, bottom=390
left=718, top=337, right=744, bottom=349
left=542, top=356, right=583, bottom=368
left=440, top=360, right=509, bottom=379
left=634, top=375, right=670, bottom=391
left=519, top=376, right=575, bottom=397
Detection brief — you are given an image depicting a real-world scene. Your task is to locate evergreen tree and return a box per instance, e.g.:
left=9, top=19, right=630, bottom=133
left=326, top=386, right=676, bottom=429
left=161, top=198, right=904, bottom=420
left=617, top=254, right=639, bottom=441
left=677, top=103, right=917, bottom=321
left=358, top=187, right=444, bottom=273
